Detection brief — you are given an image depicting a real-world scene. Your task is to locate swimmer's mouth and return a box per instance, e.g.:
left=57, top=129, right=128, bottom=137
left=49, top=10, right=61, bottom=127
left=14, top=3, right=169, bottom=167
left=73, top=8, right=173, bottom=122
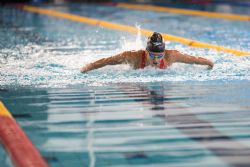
left=153, top=62, right=158, bottom=65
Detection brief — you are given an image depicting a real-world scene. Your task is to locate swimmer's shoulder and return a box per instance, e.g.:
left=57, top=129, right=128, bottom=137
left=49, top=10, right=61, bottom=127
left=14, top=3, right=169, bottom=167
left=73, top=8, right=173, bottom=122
left=164, top=50, right=180, bottom=63
left=127, top=49, right=144, bottom=55
left=165, top=49, right=179, bottom=55
left=121, top=50, right=144, bottom=66
left=164, top=49, right=179, bottom=58
left=122, top=49, right=144, bottom=58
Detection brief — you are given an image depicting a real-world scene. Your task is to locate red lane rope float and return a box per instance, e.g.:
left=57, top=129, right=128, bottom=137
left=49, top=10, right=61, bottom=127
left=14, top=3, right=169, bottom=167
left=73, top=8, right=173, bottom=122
left=0, top=101, right=48, bottom=167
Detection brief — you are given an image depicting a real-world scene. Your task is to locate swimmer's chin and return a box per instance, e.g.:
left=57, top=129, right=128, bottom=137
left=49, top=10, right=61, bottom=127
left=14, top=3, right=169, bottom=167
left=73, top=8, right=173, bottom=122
left=150, top=63, right=160, bottom=68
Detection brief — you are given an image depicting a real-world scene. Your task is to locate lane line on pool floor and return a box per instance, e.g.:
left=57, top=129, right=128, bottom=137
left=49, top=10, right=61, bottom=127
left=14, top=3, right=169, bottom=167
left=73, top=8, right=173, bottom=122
left=21, top=5, right=250, bottom=56
left=0, top=101, right=48, bottom=167
left=116, top=2, right=250, bottom=22
left=119, top=86, right=250, bottom=166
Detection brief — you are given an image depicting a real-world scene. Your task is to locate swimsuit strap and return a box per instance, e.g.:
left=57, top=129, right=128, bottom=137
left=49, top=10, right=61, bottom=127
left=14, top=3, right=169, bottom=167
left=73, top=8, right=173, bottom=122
left=160, top=59, right=165, bottom=69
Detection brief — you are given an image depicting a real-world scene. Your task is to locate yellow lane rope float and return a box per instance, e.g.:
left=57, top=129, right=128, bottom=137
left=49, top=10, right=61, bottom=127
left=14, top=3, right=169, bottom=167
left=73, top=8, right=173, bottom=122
left=117, top=2, right=250, bottom=21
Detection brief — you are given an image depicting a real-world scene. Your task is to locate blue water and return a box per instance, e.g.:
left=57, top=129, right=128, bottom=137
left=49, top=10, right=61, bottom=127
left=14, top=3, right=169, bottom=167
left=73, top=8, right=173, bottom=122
left=45, top=4, right=250, bottom=50
left=0, top=145, right=11, bottom=166
left=0, top=4, right=250, bottom=88
left=1, top=83, right=250, bottom=167
left=0, top=2, right=250, bottom=167
left=122, top=0, right=250, bottom=15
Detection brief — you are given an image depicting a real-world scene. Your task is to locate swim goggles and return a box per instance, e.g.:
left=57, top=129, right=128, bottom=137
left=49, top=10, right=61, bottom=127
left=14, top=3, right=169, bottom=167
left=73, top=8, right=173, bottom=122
left=148, top=51, right=164, bottom=59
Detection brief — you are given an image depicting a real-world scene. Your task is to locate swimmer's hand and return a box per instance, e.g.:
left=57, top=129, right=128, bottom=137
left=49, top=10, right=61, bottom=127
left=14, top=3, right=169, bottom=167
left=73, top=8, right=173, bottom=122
left=81, top=64, right=91, bottom=73
left=81, top=67, right=87, bottom=73
left=196, top=57, right=214, bottom=70
left=206, top=61, right=214, bottom=70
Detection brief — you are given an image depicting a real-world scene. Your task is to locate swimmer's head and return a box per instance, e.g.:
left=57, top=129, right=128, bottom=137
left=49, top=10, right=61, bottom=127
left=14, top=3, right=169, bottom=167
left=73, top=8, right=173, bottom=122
left=146, top=32, right=165, bottom=53
left=146, top=32, right=165, bottom=68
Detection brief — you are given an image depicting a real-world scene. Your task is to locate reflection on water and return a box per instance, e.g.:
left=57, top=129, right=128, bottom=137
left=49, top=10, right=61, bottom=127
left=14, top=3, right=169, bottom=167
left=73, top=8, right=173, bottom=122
left=0, top=144, right=12, bottom=167
left=1, top=82, right=250, bottom=167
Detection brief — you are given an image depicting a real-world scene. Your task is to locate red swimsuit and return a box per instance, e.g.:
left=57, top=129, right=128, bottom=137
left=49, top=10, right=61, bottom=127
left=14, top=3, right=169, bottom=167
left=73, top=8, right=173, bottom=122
left=140, top=51, right=166, bottom=69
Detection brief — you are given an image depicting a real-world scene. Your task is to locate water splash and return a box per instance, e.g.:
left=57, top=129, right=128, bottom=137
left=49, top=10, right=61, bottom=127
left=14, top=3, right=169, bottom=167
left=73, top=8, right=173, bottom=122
left=1, top=22, right=250, bottom=88
left=120, top=24, right=144, bottom=52
left=1, top=37, right=250, bottom=88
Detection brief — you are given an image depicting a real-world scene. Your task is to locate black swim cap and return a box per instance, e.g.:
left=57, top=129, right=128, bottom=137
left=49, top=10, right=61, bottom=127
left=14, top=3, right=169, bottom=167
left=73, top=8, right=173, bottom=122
left=146, top=32, right=165, bottom=52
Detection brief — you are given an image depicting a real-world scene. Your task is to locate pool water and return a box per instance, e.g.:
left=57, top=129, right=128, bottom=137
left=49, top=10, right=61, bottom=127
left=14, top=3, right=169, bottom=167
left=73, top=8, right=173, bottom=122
left=0, top=2, right=250, bottom=167
left=1, top=83, right=250, bottom=167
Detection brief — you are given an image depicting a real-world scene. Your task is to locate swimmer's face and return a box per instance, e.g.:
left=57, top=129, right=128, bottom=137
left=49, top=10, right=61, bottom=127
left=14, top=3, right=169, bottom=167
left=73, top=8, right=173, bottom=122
left=147, top=51, right=165, bottom=68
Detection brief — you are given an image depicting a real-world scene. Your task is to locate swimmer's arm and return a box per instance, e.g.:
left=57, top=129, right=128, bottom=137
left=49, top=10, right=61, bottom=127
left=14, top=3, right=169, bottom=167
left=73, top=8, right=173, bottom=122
left=81, top=51, right=133, bottom=73
left=171, top=50, right=214, bottom=69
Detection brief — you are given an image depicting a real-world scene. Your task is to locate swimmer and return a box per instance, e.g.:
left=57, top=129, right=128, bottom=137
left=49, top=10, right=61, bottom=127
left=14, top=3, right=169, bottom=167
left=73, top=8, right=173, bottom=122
left=81, top=32, right=214, bottom=73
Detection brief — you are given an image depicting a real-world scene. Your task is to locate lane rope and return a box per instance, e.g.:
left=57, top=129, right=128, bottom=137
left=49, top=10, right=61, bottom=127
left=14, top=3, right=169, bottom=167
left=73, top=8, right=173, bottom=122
left=117, top=2, right=250, bottom=21
left=0, top=101, right=12, bottom=117
left=22, top=5, right=250, bottom=56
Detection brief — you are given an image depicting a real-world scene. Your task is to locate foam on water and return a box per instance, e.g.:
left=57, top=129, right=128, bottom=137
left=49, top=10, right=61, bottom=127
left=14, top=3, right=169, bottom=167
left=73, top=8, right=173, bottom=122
left=0, top=14, right=249, bottom=88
